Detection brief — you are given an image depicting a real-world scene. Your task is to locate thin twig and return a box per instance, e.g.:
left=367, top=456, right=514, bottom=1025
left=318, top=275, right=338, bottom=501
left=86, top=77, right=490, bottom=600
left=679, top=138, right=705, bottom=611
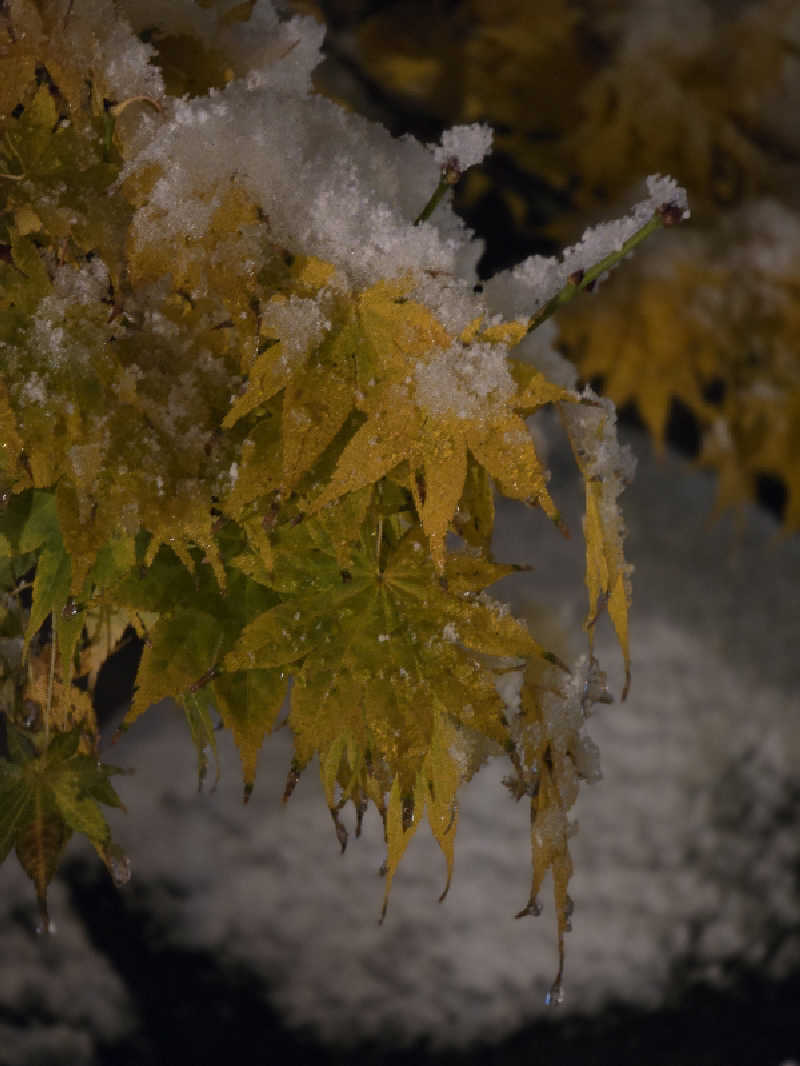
left=526, top=209, right=670, bottom=335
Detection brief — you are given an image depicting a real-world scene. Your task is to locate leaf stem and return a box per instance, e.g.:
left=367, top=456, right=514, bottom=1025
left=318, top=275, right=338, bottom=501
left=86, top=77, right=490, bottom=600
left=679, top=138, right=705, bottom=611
left=414, top=161, right=460, bottom=226
left=414, top=177, right=449, bottom=225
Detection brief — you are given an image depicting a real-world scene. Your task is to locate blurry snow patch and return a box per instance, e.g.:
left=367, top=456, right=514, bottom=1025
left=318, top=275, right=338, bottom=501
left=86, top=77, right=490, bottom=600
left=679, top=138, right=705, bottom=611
left=27, top=259, right=111, bottom=371
left=0, top=864, right=135, bottom=1056
left=724, top=198, right=800, bottom=277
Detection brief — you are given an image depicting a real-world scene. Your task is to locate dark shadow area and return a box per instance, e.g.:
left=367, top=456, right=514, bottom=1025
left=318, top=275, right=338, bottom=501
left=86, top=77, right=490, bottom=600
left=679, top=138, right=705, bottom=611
left=63, top=857, right=333, bottom=1066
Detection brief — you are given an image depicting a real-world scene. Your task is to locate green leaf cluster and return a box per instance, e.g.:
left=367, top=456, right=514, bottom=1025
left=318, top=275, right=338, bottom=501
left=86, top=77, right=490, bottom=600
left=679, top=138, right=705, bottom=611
left=0, top=723, right=128, bottom=930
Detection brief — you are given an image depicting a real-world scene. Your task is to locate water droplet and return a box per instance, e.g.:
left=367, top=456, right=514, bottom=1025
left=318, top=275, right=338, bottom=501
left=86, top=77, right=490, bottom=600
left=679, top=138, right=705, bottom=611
left=515, top=895, right=542, bottom=919
left=110, top=854, right=132, bottom=886
left=36, top=918, right=57, bottom=935
left=545, top=979, right=564, bottom=1007
left=22, top=699, right=42, bottom=730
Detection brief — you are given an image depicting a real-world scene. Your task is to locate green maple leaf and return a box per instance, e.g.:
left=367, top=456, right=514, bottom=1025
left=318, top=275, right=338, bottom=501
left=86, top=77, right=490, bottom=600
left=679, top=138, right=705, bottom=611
left=0, top=725, right=128, bottom=930
left=2, top=488, right=142, bottom=681
left=223, top=491, right=557, bottom=913
left=119, top=533, right=283, bottom=792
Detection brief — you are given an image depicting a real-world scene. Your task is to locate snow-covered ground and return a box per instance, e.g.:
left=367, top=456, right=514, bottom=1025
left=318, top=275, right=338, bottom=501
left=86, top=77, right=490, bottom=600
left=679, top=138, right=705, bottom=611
left=2, top=425, right=799, bottom=1062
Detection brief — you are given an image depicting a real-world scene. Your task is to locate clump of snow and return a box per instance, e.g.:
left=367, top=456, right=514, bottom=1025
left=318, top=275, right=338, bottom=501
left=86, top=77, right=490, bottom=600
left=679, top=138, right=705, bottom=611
left=5, top=260, right=111, bottom=378
left=411, top=274, right=487, bottom=337
left=261, top=296, right=332, bottom=367
left=566, top=391, right=636, bottom=488
left=430, top=124, right=494, bottom=171
left=17, top=372, right=48, bottom=407
left=475, top=592, right=512, bottom=617
left=496, top=669, right=524, bottom=717
left=119, top=86, right=481, bottom=288
left=645, top=174, right=690, bottom=220
left=113, top=1, right=486, bottom=292
left=414, top=342, right=515, bottom=420
left=241, top=16, right=326, bottom=95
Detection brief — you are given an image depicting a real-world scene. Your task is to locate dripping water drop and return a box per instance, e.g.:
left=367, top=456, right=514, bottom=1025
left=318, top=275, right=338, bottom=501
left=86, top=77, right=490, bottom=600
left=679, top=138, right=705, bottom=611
left=110, top=854, right=132, bottom=886
left=545, top=978, right=564, bottom=1007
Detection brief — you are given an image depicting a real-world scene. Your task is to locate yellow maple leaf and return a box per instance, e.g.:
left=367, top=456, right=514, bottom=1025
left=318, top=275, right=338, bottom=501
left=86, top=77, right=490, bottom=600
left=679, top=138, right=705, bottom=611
left=307, top=281, right=572, bottom=568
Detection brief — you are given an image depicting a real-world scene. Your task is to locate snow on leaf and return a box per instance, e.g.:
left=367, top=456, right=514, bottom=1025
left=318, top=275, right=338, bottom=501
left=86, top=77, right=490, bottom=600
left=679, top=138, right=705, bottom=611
left=221, top=257, right=341, bottom=431
left=507, top=657, right=610, bottom=997
left=562, top=399, right=634, bottom=698
left=309, top=286, right=572, bottom=568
